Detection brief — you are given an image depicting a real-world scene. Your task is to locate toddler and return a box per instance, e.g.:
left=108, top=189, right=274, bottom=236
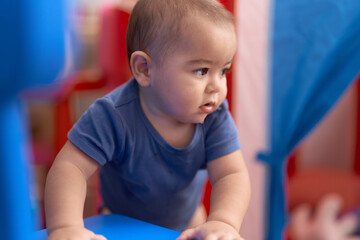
left=44, top=0, right=251, bottom=239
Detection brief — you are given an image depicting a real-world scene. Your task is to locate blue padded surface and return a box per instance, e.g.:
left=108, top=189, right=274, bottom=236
left=35, top=214, right=180, bottom=240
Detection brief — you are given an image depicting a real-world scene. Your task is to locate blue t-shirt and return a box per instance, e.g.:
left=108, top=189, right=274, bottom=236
left=68, top=78, right=241, bottom=231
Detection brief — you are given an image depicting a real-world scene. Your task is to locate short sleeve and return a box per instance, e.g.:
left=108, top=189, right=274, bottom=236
left=204, top=101, right=241, bottom=162
left=68, top=97, right=124, bottom=165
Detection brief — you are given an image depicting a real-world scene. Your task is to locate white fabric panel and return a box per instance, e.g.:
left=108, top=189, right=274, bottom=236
left=233, top=0, right=270, bottom=239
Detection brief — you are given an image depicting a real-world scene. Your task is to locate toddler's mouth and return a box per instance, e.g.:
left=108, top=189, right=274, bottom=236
left=200, top=101, right=216, bottom=113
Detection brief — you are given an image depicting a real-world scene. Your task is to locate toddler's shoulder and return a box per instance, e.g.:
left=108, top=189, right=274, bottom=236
left=103, top=78, right=139, bottom=107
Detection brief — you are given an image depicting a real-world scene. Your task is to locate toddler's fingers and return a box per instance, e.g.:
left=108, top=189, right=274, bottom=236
left=177, top=228, right=198, bottom=240
left=91, top=234, right=107, bottom=240
left=203, top=234, right=217, bottom=240
left=216, top=236, right=242, bottom=240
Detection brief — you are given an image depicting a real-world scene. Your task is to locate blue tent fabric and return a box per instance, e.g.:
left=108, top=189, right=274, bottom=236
left=258, top=0, right=360, bottom=239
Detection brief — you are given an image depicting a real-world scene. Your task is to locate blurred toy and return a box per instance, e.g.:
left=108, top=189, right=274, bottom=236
left=289, top=194, right=360, bottom=240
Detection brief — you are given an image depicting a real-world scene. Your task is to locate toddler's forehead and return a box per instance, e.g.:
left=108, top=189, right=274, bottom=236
left=157, top=20, right=235, bottom=63
left=147, top=10, right=235, bottom=63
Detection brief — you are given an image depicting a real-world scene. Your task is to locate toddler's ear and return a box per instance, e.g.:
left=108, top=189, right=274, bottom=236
left=130, top=51, right=152, bottom=87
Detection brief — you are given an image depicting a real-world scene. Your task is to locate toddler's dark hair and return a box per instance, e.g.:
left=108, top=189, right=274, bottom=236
left=126, top=0, right=234, bottom=64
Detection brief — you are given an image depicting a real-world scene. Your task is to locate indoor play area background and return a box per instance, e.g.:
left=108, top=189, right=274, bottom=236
left=1, top=0, right=360, bottom=240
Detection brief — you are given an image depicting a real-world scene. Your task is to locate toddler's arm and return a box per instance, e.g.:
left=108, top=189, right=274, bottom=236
left=178, top=149, right=251, bottom=240
left=44, top=141, right=106, bottom=240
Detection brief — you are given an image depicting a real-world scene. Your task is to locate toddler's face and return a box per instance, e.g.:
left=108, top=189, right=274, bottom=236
left=147, top=16, right=237, bottom=124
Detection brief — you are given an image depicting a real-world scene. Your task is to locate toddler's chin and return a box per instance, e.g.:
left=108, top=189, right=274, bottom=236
left=197, top=116, right=208, bottom=124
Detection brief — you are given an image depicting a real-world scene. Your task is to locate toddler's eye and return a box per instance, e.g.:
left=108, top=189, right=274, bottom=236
left=221, top=68, right=231, bottom=76
left=195, top=68, right=209, bottom=76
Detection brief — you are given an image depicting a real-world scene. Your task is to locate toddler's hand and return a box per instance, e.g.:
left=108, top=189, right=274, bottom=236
left=177, top=221, right=244, bottom=240
left=47, top=226, right=107, bottom=240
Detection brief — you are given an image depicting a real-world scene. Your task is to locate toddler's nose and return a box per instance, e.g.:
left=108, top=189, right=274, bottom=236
left=205, top=75, right=223, bottom=94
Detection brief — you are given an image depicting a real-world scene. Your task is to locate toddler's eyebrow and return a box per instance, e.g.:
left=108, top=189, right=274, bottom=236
left=187, top=59, right=213, bottom=65
left=187, top=59, right=233, bottom=66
